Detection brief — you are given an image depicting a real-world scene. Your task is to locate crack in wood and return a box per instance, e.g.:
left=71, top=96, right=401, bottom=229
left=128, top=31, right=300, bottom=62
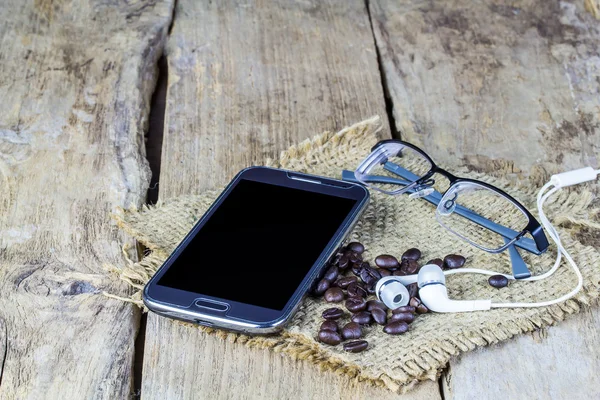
left=0, top=321, right=7, bottom=389
left=134, top=1, right=177, bottom=396
left=364, top=0, right=399, bottom=139
left=145, top=55, right=168, bottom=205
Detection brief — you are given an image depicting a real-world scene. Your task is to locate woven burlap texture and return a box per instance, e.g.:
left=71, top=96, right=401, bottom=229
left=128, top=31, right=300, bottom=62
left=110, top=116, right=600, bottom=393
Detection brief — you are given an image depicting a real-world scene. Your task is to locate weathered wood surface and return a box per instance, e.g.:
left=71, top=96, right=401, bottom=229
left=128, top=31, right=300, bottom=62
left=442, top=310, right=600, bottom=399
left=370, top=0, right=600, bottom=398
left=158, top=0, right=389, bottom=197
left=371, top=0, right=600, bottom=175
left=0, top=0, right=173, bottom=398
left=142, top=0, right=443, bottom=398
left=143, top=317, right=440, bottom=400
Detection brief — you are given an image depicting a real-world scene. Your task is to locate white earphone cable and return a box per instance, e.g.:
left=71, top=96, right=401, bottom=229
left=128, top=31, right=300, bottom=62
left=490, top=182, right=583, bottom=308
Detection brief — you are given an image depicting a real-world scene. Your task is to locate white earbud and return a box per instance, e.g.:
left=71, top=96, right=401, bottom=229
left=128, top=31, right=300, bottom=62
left=375, top=273, right=419, bottom=309
left=375, top=277, right=410, bottom=309
left=376, top=264, right=492, bottom=312
left=417, top=265, right=491, bottom=312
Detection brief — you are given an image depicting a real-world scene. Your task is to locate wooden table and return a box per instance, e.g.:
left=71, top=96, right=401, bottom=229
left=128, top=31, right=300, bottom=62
left=1, top=0, right=598, bottom=399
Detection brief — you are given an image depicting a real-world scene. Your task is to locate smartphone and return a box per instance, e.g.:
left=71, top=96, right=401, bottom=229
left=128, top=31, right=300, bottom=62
left=143, top=166, right=369, bottom=334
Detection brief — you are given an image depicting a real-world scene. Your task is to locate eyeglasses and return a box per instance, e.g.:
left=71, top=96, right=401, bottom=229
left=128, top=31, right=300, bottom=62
left=343, top=140, right=549, bottom=258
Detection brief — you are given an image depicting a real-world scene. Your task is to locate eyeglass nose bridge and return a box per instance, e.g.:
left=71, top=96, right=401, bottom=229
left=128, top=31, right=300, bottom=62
left=408, top=177, right=436, bottom=199
left=437, top=192, right=458, bottom=216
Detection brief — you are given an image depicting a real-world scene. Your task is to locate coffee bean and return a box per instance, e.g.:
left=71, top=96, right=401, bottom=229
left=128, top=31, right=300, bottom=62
left=366, top=281, right=377, bottom=295
left=393, top=269, right=407, bottom=276
left=322, top=307, right=344, bottom=320
left=400, top=259, right=420, bottom=275
left=341, top=321, right=362, bottom=340
left=426, top=258, right=443, bottom=268
left=314, top=279, right=331, bottom=296
left=409, top=297, right=421, bottom=308
left=347, top=242, right=365, bottom=254
left=343, top=340, right=368, bottom=353
left=408, top=297, right=428, bottom=313
left=345, top=297, right=367, bottom=313
left=378, top=268, right=391, bottom=277
left=320, top=320, right=338, bottom=332
left=402, top=248, right=422, bottom=261
left=347, top=282, right=367, bottom=298
left=367, top=300, right=387, bottom=312
left=383, top=321, right=409, bottom=335
left=338, top=254, right=350, bottom=269
left=354, top=261, right=367, bottom=273
left=392, top=305, right=416, bottom=314
left=360, top=266, right=381, bottom=286
left=351, top=311, right=373, bottom=325
left=318, top=330, right=342, bottom=345
left=351, top=263, right=368, bottom=276
left=371, top=308, right=387, bottom=325
left=323, top=265, right=340, bottom=282
left=444, top=254, right=466, bottom=269
left=334, top=276, right=358, bottom=289
left=488, top=275, right=509, bottom=288
left=347, top=251, right=362, bottom=264
left=389, top=312, right=415, bottom=324
left=324, top=287, right=345, bottom=303
left=406, top=283, right=419, bottom=299
left=375, top=254, right=400, bottom=269
left=332, top=251, right=344, bottom=265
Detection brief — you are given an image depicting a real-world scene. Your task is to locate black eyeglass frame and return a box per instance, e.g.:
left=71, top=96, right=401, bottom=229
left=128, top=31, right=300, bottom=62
left=357, top=139, right=549, bottom=255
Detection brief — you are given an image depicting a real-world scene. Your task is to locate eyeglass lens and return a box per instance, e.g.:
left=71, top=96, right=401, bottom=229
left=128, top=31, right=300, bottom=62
left=436, top=181, right=529, bottom=251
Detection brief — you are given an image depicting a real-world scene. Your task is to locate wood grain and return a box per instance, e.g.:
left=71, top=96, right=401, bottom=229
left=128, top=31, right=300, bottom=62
left=143, top=0, right=440, bottom=398
left=442, top=308, right=600, bottom=400
left=158, top=0, right=389, bottom=198
left=369, top=0, right=600, bottom=398
left=370, top=0, right=600, bottom=175
left=0, top=0, right=173, bottom=398
left=143, top=316, right=440, bottom=400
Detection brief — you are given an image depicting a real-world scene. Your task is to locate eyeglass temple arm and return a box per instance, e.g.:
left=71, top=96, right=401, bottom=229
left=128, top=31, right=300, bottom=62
left=506, top=238, right=531, bottom=279
left=341, top=169, right=540, bottom=255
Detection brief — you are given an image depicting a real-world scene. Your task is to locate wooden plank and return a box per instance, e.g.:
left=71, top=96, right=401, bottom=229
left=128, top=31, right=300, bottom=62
left=0, top=0, right=173, bottom=398
left=369, top=0, right=600, bottom=398
left=143, top=0, right=442, bottom=398
left=143, top=316, right=440, bottom=400
left=158, top=0, right=389, bottom=198
left=442, top=309, right=600, bottom=399
left=369, top=0, right=600, bottom=175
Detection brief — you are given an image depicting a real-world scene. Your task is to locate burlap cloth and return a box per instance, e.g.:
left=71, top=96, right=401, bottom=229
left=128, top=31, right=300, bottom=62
left=109, top=116, right=600, bottom=393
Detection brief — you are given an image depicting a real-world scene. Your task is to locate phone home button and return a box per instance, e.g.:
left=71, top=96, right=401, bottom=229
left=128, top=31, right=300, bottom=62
left=194, top=298, right=229, bottom=312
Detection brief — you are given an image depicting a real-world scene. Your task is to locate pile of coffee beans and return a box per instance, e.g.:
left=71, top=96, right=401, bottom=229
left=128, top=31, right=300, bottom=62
left=313, top=243, right=472, bottom=352
left=312, top=242, right=512, bottom=351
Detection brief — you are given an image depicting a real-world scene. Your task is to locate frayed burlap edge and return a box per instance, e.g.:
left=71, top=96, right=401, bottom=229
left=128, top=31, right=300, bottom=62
left=107, top=116, right=600, bottom=394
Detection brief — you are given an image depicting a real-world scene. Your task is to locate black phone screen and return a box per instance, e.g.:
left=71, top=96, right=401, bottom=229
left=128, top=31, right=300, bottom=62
left=157, top=179, right=357, bottom=311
